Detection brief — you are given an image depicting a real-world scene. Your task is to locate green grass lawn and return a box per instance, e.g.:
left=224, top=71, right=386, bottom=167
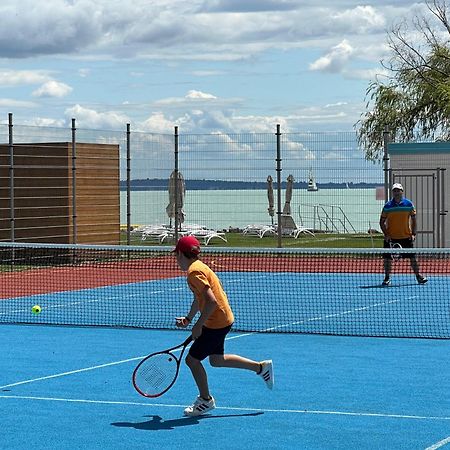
left=121, top=231, right=384, bottom=248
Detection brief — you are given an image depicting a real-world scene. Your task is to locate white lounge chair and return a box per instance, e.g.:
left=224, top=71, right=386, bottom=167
left=242, top=224, right=276, bottom=239
left=140, top=225, right=175, bottom=243
left=139, top=223, right=226, bottom=246
left=187, top=228, right=228, bottom=246
left=280, top=215, right=315, bottom=238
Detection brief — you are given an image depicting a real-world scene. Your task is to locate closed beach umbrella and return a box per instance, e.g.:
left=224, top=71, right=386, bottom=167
left=282, top=174, right=294, bottom=216
left=166, top=170, right=185, bottom=227
left=267, top=175, right=275, bottom=224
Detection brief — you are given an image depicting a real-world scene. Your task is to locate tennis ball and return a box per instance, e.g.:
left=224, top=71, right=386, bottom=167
left=32, top=305, right=42, bottom=315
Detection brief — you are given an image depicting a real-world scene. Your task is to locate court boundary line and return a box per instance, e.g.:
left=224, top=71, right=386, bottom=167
left=0, top=332, right=252, bottom=390
left=0, top=394, right=449, bottom=422
left=425, top=436, right=450, bottom=450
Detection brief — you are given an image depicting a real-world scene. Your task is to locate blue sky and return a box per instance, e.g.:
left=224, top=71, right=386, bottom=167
left=0, top=0, right=429, bottom=134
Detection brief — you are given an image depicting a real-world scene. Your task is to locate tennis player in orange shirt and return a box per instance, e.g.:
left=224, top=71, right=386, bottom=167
left=174, top=235, right=273, bottom=416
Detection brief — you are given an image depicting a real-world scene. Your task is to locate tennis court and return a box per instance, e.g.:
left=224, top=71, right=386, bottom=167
left=1, top=243, right=449, bottom=449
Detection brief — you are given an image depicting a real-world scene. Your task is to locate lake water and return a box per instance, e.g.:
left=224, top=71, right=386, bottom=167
left=120, top=188, right=385, bottom=233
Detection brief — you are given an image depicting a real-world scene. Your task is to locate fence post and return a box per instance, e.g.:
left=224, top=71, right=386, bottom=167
left=439, top=168, right=446, bottom=247
left=71, top=118, right=77, bottom=244
left=383, top=125, right=390, bottom=202
left=8, top=113, right=14, bottom=243
left=126, top=123, right=131, bottom=245
left=174, top=126, right=179, bottom=241
left=276, top=124, right=282, bottom=248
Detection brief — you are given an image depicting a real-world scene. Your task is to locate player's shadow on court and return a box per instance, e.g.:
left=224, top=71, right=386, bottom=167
left=112, top=412, right=263, bottom=430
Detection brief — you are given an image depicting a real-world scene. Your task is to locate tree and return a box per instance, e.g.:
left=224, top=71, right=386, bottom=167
left=356, top=0, right=450, bottom=161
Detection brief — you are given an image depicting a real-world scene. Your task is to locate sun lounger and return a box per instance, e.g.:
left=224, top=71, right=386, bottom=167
left=242, top=224, right=276, bottom=238
left=280, top=215, right=315, bottom=238
left=187, top=228, right=228, bottom=245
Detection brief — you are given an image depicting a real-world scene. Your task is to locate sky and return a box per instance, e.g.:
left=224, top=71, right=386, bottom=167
left=0, top=0, right=431, bottom=134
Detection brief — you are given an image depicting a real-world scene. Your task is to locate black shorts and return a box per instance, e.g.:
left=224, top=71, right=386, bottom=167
left=188, top=324, right=233, bottom=361
left=383, top=238, right=415, bottom=258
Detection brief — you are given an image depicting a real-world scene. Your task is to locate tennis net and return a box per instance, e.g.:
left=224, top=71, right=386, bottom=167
left=0, top=242, right=448, bottom=339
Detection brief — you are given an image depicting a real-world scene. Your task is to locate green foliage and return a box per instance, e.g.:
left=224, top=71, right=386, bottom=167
left=356, top=1, right=450, bottom=161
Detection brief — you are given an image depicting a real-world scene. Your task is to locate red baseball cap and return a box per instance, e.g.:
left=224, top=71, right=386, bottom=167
left=173, top=235, right=201, bottom=254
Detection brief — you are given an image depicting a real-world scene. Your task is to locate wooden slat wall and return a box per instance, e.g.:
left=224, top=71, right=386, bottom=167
left=0, top=142, right=120, bottom=244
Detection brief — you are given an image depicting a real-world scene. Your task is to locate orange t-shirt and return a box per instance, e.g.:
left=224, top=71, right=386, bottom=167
left=187, top=259, right=234, bottom=329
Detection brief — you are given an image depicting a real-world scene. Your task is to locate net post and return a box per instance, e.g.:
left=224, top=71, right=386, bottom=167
left=439, top=168, right=446, bottom=247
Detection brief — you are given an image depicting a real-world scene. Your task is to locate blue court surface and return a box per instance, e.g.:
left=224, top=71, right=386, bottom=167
left=1, top=324, right=450, bottom=450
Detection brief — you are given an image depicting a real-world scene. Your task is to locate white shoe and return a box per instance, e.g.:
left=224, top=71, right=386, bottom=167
left=183, top=396, right=216, bottom=417
left=258, top=360, right=274, bottom=390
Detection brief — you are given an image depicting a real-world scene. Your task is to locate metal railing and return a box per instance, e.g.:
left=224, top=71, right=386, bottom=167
left=299, top=204, right=357, bottom=234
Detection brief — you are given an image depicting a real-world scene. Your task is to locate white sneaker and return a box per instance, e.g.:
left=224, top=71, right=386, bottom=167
left=183, top=396, right=216, bottom=417
left=258, top=360, right=274, bottom=390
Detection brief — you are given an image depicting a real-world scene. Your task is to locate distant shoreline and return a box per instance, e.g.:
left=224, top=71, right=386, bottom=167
left=120, top=179, right=382, bottom=191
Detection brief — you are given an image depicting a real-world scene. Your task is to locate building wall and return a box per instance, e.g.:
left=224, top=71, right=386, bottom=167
left=389, top=142, right=450, bottom=248
left=0, top=142, right=119, bottom=244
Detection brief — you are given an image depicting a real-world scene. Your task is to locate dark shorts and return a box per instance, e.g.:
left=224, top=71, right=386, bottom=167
left=383, top=238, right=415, bottom=258
left=188, top=324, right=233, bottom=361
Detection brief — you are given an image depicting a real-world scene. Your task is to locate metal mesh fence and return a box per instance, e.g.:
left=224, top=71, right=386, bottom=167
left=0, top=120, right=385, bottom=245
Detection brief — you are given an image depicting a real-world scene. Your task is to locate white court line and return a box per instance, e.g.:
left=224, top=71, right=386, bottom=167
left=261, top=297, right=409, bottom=332
left=0, top=332, right=252, bottom=390
left=0, top=356, right=145, bottom=389
left=0, top=297, right=411, bottom=389
left=0, top=394, right=449, bottom=422
left=425, top=436, right=450, bottom=450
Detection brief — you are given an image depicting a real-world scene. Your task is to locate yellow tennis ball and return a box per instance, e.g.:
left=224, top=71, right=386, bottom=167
left=32, top=305, right=42, bottom=315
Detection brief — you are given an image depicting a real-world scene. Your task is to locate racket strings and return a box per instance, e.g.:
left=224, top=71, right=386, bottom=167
left=135, top=352, right=178, bottom=394
left=390, top=243, right=402, bottom=260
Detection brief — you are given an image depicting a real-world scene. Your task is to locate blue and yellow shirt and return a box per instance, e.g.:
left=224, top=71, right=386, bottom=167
left=381, top=197, right=416, bottom=239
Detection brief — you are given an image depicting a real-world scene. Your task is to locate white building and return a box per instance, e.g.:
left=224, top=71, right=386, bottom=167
left=388, top=142, right=448, bottom=248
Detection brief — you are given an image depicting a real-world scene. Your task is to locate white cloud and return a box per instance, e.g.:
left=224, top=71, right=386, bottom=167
left=65, top=104, right=130, bottom=129
left=32, top=80, right=73, bottom=98
left=155, top=90, right=226, bottom=106
left=140, top=112, right=176, bottom=133
left=0, top=1, right=412, bottom=62
left=325, top=102, right=348, bottom=108
left=24, top=117, right=66, bottom=127
left=331, top=5, right=386, bottom=33
left=0, top=69, right=52, bottom=86
left=185, top=90, right=217, bottom=100
left=309, top=39, right=354, bottom=73
left=0, top=1, right=422, bottom=134
left=0, top=1, right=101, bottom=58
left=134, top=99, right=360, bottom=134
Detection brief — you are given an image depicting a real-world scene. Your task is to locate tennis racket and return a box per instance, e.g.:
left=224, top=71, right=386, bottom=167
left=389, top=242, right=402, bottom=261
left=132, top=335, right=192, bottom=398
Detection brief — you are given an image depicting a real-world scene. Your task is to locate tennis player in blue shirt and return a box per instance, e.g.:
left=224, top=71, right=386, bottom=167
left=379, top=183, right=427, bottom=286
